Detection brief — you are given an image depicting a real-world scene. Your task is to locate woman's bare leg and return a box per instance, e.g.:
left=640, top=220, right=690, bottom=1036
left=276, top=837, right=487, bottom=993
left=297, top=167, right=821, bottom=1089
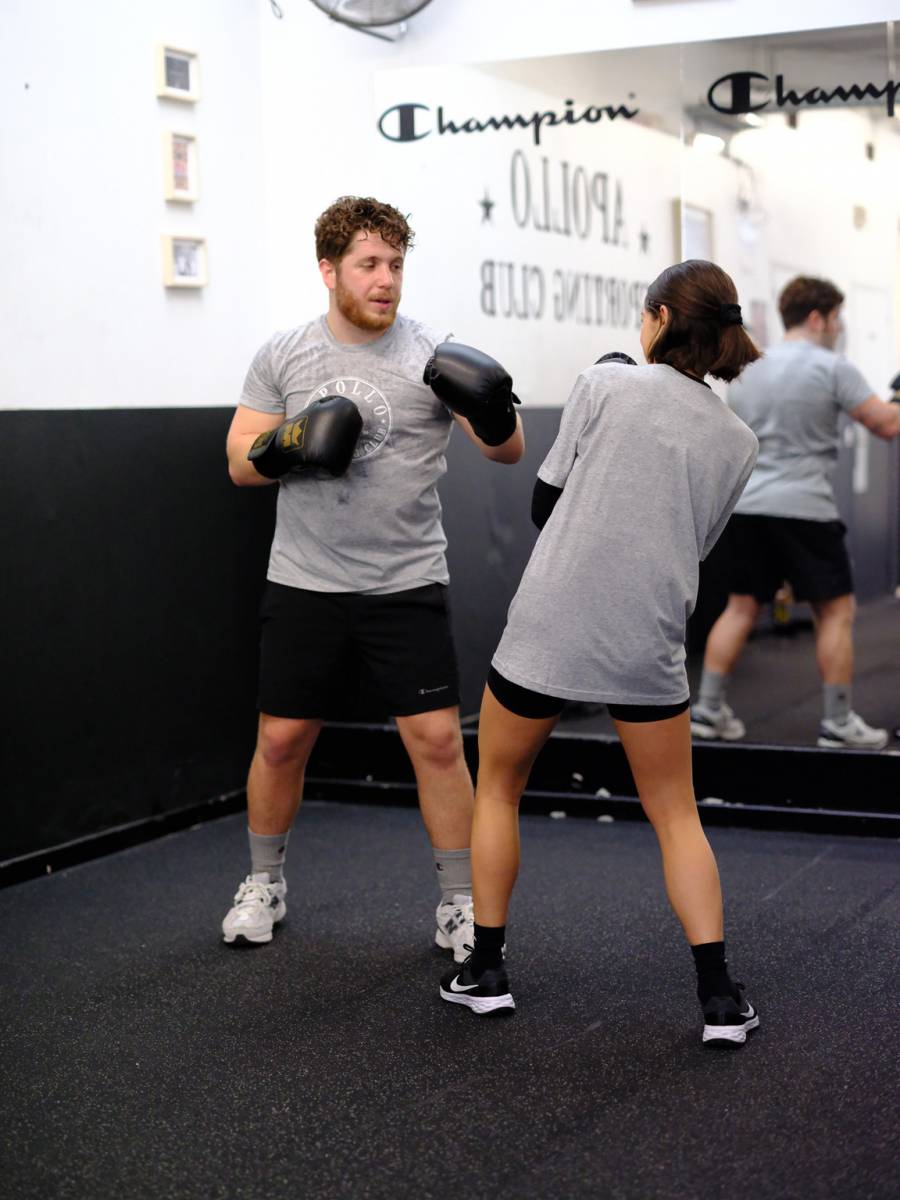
left=470, top=686, right=559, bottom=926
left=613, top=709, right=723, bottom=944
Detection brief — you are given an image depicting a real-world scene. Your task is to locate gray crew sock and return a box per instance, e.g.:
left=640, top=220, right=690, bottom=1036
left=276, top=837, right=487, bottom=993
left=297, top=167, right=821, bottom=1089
left=248, top=828, right=291, bottom=883
left=698, top=669, right=728, bottom=712
left=432, top=847, right=472, bottom=905
left=823, top=684, right=851, bottom=724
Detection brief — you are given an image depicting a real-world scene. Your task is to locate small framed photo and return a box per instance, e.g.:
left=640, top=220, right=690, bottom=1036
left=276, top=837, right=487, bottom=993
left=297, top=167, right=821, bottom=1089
left=155, top=45, right=199, bottom=102
left=162, top=235, right=208, bottom=288
left=163, top=132, right=199, bottom=202
left=672, top=199, right=714, bottom=261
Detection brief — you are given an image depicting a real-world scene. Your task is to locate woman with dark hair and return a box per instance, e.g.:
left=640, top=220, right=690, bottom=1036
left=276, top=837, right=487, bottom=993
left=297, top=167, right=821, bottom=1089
left=440, top=260, right=762, bottom=1047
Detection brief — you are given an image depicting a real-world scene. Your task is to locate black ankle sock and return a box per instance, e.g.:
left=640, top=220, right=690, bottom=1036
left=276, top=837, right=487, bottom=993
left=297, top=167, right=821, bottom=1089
left=691, top=940, right=736, bottom=1004
left=470, top=923, right=505, bottom=974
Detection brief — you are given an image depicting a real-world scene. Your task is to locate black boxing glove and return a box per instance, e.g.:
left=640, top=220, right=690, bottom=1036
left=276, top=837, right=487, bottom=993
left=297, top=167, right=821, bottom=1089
left=247, top=395, right=363, bottom=479
left=423, top=341, right=520, bottom=446
left=595, top=351, right=637, bottom=366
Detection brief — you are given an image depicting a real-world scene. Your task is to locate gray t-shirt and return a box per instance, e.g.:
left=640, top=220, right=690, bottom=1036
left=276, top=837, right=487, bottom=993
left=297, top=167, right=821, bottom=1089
left=729, top=340, right=872, bottom=521
left=239, top=314, right=452, bottom=593
left=492, top=364, right=759, bottom=705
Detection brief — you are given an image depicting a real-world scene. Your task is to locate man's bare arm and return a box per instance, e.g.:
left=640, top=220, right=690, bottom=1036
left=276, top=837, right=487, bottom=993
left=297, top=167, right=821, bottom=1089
left=226, top=405, right=283, bottom=486
left=452, top=411, right=525, bottom=464
left=849, top=394, right=900, bottom=441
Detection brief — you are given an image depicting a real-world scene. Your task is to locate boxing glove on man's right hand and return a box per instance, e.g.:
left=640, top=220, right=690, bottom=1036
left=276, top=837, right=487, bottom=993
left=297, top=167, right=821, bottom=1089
left=247, top=395, right=363, bottom=479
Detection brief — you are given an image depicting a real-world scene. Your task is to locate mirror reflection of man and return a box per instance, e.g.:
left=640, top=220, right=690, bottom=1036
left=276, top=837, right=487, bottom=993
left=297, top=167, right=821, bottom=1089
left=221, top=196, right=524, bottom=953
left=692, top=275, right=900, bottom=749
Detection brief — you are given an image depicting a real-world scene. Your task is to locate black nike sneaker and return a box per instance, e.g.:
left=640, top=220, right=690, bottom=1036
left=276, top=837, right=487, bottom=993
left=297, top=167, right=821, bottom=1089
left=701, top=983, right=759, bottom=1047
left=439, top=957, right=516, bottom=1016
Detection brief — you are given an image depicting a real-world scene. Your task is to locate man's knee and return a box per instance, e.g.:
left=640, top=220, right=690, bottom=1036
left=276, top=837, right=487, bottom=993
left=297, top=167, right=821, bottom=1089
left=400, top=710, right=464, bottom=770
left=727, top=593, right=761, bottom=622
left=813, top=593, right=856, bottom=625
left=256, top=716, right=319, bottom=770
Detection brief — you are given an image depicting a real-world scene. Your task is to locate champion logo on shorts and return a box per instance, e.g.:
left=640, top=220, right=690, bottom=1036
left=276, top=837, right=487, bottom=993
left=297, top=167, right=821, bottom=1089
left=418, top=684, right=450, bottom=695
left=305, top=376, right=392, bottom=461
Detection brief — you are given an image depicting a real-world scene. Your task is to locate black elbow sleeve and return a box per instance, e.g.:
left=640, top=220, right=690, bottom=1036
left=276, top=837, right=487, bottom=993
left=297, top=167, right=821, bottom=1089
left=532, top=478, right=563, bottom=530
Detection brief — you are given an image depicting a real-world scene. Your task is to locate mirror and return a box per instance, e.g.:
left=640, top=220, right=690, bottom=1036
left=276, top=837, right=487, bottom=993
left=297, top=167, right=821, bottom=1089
left=676, top=25, right=899, bottom=748
left=372, top=22, right=899, bottom=750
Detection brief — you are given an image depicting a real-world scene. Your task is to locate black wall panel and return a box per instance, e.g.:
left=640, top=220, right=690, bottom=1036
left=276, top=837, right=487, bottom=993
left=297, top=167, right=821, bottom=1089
left=0, top=408, right=559, bottom=861
left=1, top=409, right=276, bottom=860
left=3, top=404, right=896, bottom=862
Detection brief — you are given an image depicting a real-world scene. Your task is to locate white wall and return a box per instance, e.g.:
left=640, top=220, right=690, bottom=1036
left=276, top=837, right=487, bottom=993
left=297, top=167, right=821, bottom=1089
left=1, top=0, right=267, bottom=410
left=2, top=0, right=895, bottom=410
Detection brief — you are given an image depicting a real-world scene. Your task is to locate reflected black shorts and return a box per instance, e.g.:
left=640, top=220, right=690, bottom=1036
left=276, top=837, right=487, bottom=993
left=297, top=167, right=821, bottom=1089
left=486, top=667, right=690, bottom=723
left=718, top=514, right=853, bottom=603
left=258, top=581, right=460, bottom=719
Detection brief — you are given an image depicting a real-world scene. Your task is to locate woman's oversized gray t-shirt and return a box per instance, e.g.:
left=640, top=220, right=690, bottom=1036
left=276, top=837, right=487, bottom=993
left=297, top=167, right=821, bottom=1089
left=492, top=363, right=759, bottom=705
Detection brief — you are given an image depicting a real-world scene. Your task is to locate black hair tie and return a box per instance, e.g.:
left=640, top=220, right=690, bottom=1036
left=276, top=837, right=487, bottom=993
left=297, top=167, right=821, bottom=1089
left=719, top=302, right=743, bottom=327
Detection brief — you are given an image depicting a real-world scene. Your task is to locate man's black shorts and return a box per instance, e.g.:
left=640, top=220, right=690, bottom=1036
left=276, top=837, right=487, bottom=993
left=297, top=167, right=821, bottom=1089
left=258, top=581, right=460, bottom=719
left=718, top=514, right=854, bottom=603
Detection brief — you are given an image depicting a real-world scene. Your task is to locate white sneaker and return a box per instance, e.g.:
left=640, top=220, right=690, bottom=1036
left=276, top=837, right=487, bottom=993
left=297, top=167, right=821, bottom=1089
left=690, top=701, right=746, bottom=741
left=435, top=893, right=474, bottom=963
left=222, top=873, right=287, bottom=945
left=818, top=712, right=888, bottom=750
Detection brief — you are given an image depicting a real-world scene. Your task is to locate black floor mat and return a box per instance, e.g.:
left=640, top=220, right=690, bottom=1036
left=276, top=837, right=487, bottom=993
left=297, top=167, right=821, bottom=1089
left=2, top=802, right=898, bottom=1199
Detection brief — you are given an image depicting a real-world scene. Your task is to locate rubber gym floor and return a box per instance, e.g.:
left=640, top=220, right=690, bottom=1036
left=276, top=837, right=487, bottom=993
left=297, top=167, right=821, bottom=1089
left=3, top=800, right=897, bottom=1199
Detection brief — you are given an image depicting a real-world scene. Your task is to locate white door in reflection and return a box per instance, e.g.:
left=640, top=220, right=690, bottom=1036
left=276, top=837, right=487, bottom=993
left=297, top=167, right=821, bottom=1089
left=847, top=282, right=893, bottom=496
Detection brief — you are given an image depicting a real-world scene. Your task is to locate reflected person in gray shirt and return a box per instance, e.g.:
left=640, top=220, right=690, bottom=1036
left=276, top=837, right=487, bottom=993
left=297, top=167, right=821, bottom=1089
left=693, top=276, right=900, bottom=749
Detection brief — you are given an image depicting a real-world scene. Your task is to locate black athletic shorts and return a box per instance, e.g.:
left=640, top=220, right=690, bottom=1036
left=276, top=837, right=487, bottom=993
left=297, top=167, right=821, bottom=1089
left=718, top=514, right=853, bottom=603
left=258, top=581, right=460, bottom=719
left=487, top=667, right=690, bottom=723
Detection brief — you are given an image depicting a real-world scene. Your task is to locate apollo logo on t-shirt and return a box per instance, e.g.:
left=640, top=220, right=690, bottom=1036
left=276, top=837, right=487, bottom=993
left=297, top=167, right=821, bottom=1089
left=306, top=376, right=392, bottom=461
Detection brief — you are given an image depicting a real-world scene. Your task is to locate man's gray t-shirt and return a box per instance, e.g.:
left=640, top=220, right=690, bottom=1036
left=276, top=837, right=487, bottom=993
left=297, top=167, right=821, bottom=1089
left=728, top=340, right=871, bottom=522
left=239, top=315, right=452, bottom=594
left=492, top=364, right=758, bottom=705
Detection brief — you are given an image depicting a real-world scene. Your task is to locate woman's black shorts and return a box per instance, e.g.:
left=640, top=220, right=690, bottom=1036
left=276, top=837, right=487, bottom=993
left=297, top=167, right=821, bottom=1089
left=486, top=667, right=689, bottom=723
left=258, top=581, right=460, bottom=719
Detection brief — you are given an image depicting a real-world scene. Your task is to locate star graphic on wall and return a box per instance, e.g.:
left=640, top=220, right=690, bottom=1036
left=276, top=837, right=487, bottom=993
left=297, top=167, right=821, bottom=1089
left=639, top=227, right=651, bottom=254
left=479, top=191, right=495, bottom=223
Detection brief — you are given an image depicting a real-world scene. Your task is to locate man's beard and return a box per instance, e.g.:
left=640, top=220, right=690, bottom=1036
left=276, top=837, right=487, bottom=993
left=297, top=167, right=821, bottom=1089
left=335, top=276, right=398, bottom=332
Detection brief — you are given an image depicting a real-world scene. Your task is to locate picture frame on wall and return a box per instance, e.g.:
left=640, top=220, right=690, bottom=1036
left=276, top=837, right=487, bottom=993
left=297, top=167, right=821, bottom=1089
left=672, top=199, right=714, bottom=261
left=155, top=45, right=199, bottom=102
left=162, top=235, right=207, bottom=288
left=163, top=132, right=199, bottom=202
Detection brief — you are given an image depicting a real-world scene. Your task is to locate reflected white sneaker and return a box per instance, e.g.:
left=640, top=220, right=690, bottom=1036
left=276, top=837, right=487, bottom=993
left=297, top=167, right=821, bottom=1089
left=222, top=873, right=287, bottom=945
left=817, top=712, right=888, bottom=750
left=435, top=894, right=474, bottom=963
left=690, top=701, right=746, bottom=741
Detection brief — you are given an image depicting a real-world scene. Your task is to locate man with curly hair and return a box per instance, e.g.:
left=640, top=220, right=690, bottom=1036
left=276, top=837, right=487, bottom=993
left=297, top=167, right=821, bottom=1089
left=222, top=196, right=524, bottom=956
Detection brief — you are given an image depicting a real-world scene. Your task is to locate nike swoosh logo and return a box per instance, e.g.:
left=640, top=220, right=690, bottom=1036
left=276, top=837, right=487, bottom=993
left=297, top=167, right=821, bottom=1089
left=741, top=1005, right=756, bottom=1019
left=449, top=977, right=479, bottom=992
